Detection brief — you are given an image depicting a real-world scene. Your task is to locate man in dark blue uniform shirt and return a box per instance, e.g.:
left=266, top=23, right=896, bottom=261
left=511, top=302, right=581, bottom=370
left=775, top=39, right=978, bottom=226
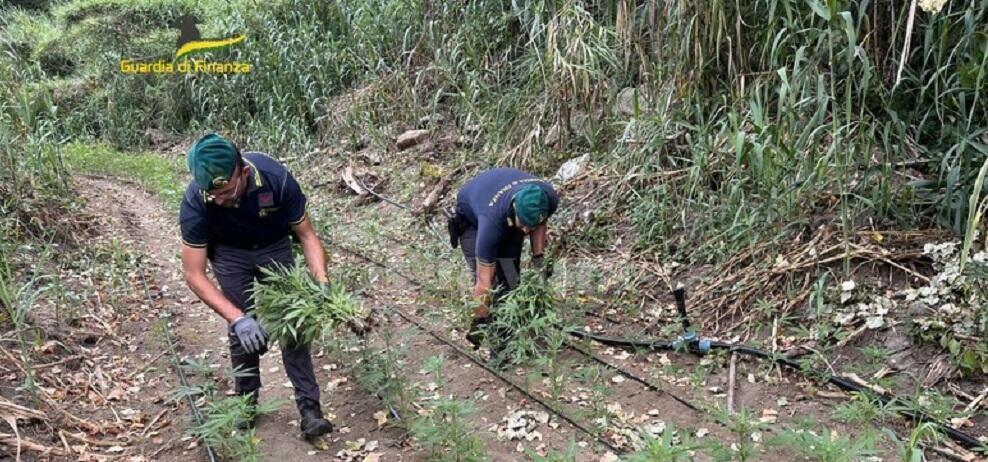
left=451, top=168, right=559, bottom=350
left=179, top=133, right=333, bottom=438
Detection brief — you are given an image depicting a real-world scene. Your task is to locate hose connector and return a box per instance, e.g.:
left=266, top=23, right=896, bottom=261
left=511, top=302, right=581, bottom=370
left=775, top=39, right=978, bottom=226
left=673, top=331, right=711, bottom=354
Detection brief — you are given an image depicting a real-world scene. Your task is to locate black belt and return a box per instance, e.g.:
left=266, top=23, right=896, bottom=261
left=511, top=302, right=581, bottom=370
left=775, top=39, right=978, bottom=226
left=211, top=236, right=290, bottom=252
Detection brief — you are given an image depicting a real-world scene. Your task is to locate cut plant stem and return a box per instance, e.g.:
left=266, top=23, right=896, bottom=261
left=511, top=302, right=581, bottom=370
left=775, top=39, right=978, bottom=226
left=727, top=351, right=738, bottom=415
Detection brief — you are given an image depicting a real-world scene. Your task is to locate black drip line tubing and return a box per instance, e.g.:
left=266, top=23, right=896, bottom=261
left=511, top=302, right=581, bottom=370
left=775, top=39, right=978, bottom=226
left=369, top=293, right=626, bottom=455
left=136, top=265, right=218, bottom=462
left=324, top=235, right=625, bottom=453
left=323, top=234, right=698, bottom=408
left=570, top=329, right=986, bottom=451
left=335, top=181, right=987, bottom=452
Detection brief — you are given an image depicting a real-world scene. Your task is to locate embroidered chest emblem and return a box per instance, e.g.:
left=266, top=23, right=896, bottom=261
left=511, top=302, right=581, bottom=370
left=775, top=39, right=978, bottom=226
left=258, top=192, right=274, bottom=207
left=257, top=192, right=279, bottom=217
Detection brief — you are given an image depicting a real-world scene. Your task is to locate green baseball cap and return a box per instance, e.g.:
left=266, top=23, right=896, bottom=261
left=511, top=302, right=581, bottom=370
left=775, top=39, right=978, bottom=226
left=513, top=184, right=549, bottom=227
left=187, top=133, right=239, bottom=190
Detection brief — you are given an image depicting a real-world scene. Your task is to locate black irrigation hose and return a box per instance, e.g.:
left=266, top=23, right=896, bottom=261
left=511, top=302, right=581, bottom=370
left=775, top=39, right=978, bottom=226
left=136, top=267, right=219, bottom=462
left=371, top=295, right=626, bottom=455
left=569, top=330, right=987, bottom=451
left=325, top=236, right=625, bottom=452
left=355, top=177, right=412, bottom=211
left=324, top=235, right=700, bottom=408
left=331, top=185, right=987, bottom=452
left=562, top=337, right=700, bottom=412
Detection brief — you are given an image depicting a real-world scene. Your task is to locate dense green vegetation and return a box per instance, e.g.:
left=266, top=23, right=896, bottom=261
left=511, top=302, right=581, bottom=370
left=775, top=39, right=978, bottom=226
left=4, top=0, right=986, bottom=253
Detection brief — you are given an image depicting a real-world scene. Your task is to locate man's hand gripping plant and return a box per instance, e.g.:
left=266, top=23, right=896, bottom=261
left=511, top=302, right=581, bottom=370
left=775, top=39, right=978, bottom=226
left=252, top=262, right=364, bottom=348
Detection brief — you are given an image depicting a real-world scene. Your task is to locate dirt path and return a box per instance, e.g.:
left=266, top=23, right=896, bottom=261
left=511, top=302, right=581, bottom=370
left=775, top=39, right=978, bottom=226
left=74, top=175, right=723, bottom=462
left=72, top=174, right=974, bottom=462
left=76, top=177, right=407, bottom=461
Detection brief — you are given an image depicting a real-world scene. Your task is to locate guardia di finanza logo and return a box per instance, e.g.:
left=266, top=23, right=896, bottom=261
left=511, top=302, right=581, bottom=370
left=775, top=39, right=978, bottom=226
left=120, top=15, right=250, bottom=74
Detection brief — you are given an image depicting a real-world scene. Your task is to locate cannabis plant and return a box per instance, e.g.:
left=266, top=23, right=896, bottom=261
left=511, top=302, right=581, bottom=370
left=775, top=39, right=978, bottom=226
left=490, top=276, right=566, bottom=365
left=192, top=393, right=280, bottom=462
left=770, top=426, right=878, bottom=462
left=625, top=424, right=698, bottom=462
left=410, top=398, right=487, bottom=462
left=253, top=262, right=362, bottom=347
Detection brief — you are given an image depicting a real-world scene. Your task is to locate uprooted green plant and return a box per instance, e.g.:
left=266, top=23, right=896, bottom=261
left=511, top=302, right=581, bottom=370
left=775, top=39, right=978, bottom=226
left=490, top=275, right=567, bottom=365
left=253, top=262, right=363, bottom=347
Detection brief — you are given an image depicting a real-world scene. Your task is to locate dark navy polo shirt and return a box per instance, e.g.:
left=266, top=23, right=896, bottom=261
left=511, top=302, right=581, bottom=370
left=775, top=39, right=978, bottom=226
left=456, top=168, right=558, bottom=264
left=179, top=152, right=307, bottom=250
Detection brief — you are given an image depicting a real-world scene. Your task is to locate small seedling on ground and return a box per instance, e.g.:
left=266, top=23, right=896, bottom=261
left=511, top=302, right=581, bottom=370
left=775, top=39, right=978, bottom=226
left=411, top=398, right=487, bottom=462
left=625, top=424, right=698, bottom=462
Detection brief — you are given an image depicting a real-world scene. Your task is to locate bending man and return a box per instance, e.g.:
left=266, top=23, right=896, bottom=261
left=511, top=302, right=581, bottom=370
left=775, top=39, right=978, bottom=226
left=178, top=133, right=333, bottom=438
left=450, top=167, right=558, bottom=350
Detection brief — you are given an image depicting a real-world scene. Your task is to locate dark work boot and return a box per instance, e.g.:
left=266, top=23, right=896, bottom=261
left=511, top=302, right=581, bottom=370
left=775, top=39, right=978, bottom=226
left=465, top=316, right=491, bottom=349
left=236, top=390, right=259, bottom=430
left=299, top=399, right=333, bottom=438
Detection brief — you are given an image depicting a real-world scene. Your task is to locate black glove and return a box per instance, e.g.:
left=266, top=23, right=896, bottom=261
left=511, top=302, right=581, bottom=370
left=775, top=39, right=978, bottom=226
left=447, top=214, right=461, bottom=249
left=465, top=316, right=490, bottom=349
left=532, top=254, right=553, bottom=280
left=231, top=316, right=267, bottom=354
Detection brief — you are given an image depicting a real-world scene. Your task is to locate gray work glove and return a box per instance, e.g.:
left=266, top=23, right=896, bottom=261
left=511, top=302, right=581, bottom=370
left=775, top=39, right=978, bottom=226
left=231, top=316, right=267, bottom=354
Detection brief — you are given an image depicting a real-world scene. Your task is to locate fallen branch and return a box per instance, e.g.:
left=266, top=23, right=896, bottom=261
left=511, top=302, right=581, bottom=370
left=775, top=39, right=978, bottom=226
left=418, top=177, right=450, bottom=215
left=62, top=431, right=128, bottom=447
left=340, top=166, right=369, bottom=197
left=963, top=387, right=987, bottom=413
left=843, top=373, right=888, bottom=396
left=0, top=432, right=68, bottom=457
left=0, top=398, right=46, bottom=421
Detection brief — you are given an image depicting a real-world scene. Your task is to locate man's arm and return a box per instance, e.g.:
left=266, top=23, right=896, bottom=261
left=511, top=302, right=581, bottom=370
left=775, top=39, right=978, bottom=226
left=181, top=244, right=243, bottom=323
left=292, top=216, right=329, bottom=284
left=529, top=223, right=548, bottom=256
left=472, top=263, right=496, bottom=318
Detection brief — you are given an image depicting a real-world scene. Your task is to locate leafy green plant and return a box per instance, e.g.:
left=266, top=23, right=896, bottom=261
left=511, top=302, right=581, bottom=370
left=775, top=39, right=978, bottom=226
left=490, top=276, right=565, bottom=365
left=705, top=407, right=767, bottom=462
left=527, top=441, right=578, bottom=461
left=832, top=392, right=895, bottom=426
left=770, top=426, right=878, bottom=462
left=352, top=329, right=418, bottom=422
left=625, top=424, right=698, bottom=462
left=423, top=354, right=447, bottom=388
left=173, top=362, right=281, bottom=462
left=885, top=422, right=942, bottom=462
left=531, top=326, right=571, bottom=402
left=191, top=394, right=280, bottom=462
left=0, top=240, right=47, bottom=395
left=410, top=398, right=487, bottom=462
left=253, top=262, right=362, bottom=347
left=572, top=365, right=612, bottom=432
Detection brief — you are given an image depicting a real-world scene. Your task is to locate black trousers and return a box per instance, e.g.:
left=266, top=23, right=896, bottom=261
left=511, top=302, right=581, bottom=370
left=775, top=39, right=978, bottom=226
left=210, top=238, right=320, bottom=409
left=459, top=227, right=524, bottom=304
